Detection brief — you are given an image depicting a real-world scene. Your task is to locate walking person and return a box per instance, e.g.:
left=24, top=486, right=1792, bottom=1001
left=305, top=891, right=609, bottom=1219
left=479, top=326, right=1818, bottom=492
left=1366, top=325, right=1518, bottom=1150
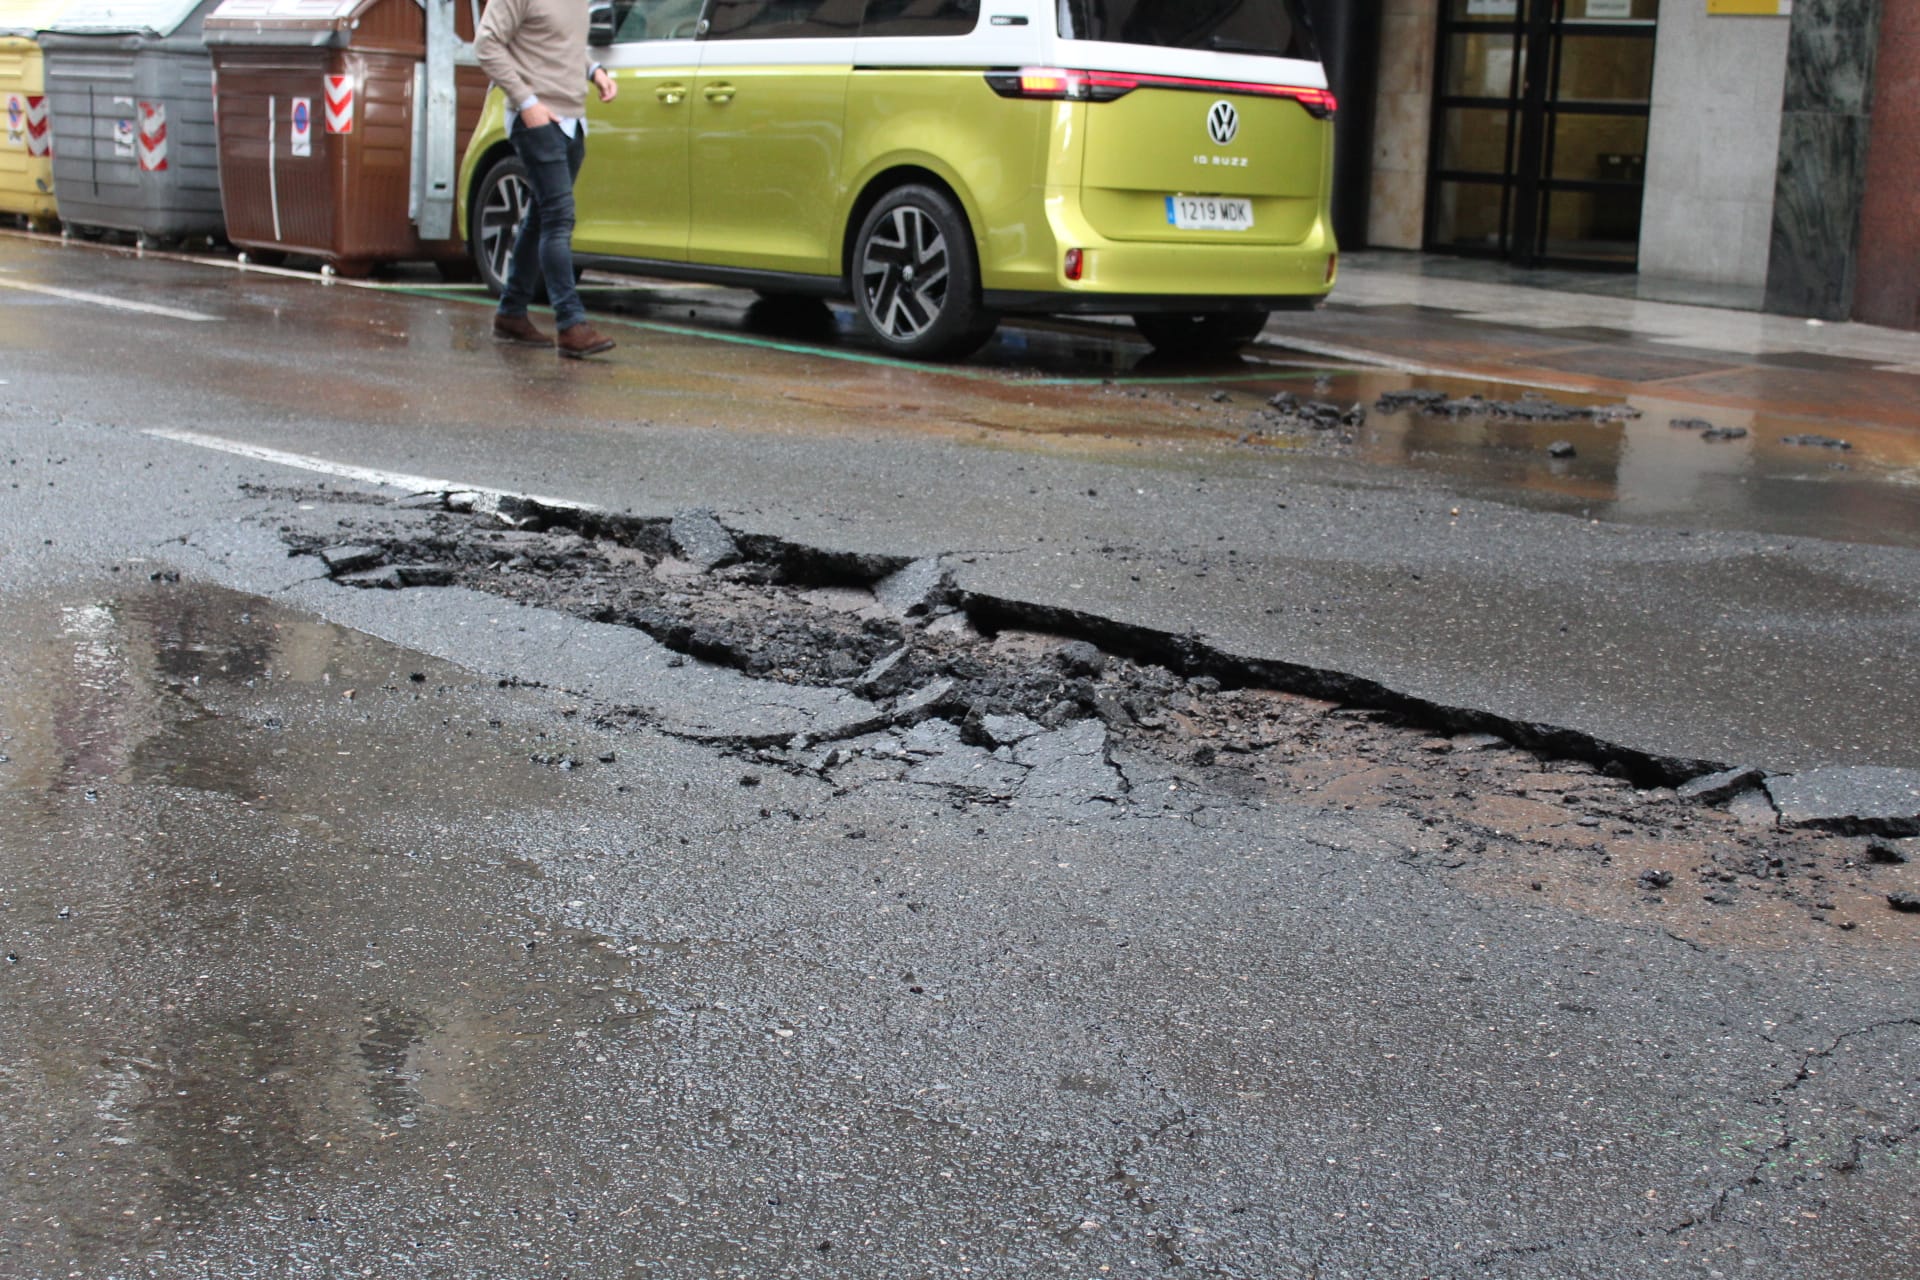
left=474, top=0, right=618, bottom=358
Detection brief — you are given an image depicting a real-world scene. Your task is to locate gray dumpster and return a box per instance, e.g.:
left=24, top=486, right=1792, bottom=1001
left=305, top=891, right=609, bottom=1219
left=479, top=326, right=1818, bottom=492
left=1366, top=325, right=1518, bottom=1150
left=39, top=0, right=222, bottom=242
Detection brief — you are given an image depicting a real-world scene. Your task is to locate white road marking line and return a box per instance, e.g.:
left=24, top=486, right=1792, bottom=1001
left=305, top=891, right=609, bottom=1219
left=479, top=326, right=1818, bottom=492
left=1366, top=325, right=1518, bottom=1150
left=0, top=277, right=219, bottom=322
left=144, top=428, right=597, bottom=512
left=8, top=228, right=713, bottom=299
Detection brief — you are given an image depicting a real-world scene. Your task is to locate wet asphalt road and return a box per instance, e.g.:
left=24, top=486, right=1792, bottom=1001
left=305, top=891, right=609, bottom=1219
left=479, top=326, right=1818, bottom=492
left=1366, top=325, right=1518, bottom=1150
left=1, top=541, right=1916, bottom=1279
left=3, top=233, right=1918, bottom=773
left=1, top=231, right=1919, bottom=1277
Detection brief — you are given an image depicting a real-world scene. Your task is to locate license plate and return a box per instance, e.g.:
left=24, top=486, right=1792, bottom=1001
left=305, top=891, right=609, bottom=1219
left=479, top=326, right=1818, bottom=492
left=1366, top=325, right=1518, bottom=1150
left=1166, top=195, right=1255, bottom=231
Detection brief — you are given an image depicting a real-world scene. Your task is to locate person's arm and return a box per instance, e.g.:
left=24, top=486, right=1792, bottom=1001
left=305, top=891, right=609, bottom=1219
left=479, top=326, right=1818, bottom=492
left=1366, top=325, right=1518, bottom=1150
left=474, top=0, right=536, bottom=115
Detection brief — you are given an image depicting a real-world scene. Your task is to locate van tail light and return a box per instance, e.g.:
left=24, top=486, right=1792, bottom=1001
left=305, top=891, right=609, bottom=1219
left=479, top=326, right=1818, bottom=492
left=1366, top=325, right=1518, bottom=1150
left=1064, top=248, right=1084, bottom=281
left=985, top=68, right=1336, bottom=118
left=984, top=68, right=1134, bottom=102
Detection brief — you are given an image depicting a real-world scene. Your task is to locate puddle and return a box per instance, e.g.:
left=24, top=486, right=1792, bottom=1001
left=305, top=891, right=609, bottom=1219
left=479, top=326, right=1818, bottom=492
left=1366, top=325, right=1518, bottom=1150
left=23, top=231, right=1915, bottom=551
left=574, top=282, right=1920, bottom=549
left=0, top=582, right=666, bottom=1271
left=1326, top=376, right=1920, bottom=550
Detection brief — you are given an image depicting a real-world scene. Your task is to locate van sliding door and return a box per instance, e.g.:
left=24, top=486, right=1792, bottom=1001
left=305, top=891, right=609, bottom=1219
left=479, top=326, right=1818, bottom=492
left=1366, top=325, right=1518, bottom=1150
left=686, top=0, right=857, bottom=277
left=573, top=0, right=702, bottom=262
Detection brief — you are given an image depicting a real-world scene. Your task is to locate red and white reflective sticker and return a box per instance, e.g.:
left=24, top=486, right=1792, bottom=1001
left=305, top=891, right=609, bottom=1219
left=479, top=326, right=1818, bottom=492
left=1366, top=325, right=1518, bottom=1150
left=15, top=95, right=53, bottom=157
left=324, top=75, right=353, bottom=134
left=138, top=101, right=168, bottom=171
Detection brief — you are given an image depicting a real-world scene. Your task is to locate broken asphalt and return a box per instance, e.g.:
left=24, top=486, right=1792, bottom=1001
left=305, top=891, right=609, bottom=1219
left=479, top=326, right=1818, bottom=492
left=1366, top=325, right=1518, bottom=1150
left=3, top=233, right=1919, bottom=823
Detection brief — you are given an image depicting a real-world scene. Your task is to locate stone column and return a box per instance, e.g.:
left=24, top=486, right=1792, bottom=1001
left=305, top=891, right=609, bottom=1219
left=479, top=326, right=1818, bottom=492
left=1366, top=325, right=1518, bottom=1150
left=1637, top=5, right=1791, bottom=290
left=1763, top=0, right=1884, bottom=319
left=1366, top=0, right=1437, bottom=250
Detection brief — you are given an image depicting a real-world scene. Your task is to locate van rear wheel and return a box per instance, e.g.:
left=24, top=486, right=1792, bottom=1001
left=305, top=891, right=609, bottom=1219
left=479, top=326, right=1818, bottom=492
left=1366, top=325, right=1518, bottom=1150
left=471, top=154, right=533, bottom=297
left=853, top=184, right=995, bottom=361
left=1131, top=310, right=1270, bottom=357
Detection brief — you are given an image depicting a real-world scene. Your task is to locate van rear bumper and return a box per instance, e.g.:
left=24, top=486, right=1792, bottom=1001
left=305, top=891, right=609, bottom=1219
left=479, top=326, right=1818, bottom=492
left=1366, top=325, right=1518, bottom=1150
left=984, top=290, right=1323, bottom=316
left=978, top=189, right=1338, bottom=310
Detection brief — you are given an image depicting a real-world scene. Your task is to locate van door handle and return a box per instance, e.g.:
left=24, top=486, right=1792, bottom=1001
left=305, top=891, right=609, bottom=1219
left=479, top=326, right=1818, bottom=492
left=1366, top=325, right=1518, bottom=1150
left=702, top=83, right=735, bottom=104
left=655, top=83, right=686, bottom=105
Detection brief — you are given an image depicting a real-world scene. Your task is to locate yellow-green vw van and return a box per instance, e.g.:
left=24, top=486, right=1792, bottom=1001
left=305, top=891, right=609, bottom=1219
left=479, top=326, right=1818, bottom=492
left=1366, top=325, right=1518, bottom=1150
left=457, top=0, right=1337, bottom=360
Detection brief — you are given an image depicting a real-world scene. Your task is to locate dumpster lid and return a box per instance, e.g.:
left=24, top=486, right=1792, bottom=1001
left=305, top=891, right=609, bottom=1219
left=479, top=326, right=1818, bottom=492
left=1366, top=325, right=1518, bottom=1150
left=202, top=0, right=369, bottom=33
left=0, top=0, right=78, bottom=37
left=44, top=0, right=207, bottom=37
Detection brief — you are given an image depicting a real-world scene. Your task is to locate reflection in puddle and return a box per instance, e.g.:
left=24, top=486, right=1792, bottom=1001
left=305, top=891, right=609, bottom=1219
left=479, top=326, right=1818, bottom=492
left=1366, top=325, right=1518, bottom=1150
left=0, top=582, right=658, bottom=1273
left=358, top=1005, right=433, bottom=1130
left=1181, top=369, right=1920, bottom=549
left=601, top=285, right=1920, bottom=548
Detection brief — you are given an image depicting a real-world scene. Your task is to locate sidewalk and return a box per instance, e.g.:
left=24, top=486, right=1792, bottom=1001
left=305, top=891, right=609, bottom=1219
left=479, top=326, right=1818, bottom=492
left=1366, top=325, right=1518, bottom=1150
left=1267, top=251, right=1920, bottom=429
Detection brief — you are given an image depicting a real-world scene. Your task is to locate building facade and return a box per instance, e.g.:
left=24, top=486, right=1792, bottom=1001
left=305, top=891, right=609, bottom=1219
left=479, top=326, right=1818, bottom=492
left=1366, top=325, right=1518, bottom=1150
left=1318, top=0, right=1919, bottom=328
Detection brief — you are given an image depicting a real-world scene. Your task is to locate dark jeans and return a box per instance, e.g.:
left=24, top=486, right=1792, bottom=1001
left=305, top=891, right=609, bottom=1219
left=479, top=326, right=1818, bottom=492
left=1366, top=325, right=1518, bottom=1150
left=499, top=121, right=587, bottom=332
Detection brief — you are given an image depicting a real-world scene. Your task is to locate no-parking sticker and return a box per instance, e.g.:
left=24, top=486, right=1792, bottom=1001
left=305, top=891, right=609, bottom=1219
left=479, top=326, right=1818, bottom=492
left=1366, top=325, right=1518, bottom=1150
left=114, top=97, right=135, bottom=158
left=291, top=97, right=311, bottom=157
left=4, top=94, right=21, bottom=147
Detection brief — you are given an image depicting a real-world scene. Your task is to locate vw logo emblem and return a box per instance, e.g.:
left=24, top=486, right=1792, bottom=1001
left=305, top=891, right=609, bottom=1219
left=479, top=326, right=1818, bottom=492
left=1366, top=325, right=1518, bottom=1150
left=1207, top=100, right=1240, bottom=146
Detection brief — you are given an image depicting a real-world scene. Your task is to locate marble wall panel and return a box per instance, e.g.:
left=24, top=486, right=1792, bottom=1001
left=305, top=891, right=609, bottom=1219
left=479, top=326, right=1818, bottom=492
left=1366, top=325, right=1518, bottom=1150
left=1782, top=0, right=1877, bottom=114
left=1767, top=112, right=1875, bottom=317
left=1764, top=0, right=1883, bottom=318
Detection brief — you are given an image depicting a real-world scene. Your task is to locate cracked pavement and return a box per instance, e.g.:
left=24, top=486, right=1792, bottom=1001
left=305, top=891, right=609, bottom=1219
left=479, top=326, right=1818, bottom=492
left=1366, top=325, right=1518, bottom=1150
left=1, top=236, right=1917, bottom=1277
left=0, top=424, right=1913, bottom=1277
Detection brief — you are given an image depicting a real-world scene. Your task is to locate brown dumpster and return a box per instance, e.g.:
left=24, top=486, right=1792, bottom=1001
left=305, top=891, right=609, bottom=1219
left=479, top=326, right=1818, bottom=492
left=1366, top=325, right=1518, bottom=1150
left=201, top=0, right=485, bottom=276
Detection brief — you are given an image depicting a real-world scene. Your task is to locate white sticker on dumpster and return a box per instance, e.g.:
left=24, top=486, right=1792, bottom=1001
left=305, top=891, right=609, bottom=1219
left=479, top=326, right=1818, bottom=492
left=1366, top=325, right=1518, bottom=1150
left=291, top=98, right=311, bottom=157
left=4, top=94, right=20, bottom=147
left=114, top=117, right=135, bottom=158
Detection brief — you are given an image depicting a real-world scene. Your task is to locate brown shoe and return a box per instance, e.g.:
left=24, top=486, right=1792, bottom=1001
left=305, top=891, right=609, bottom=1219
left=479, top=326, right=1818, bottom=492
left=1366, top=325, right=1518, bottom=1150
left=493, top=312, right=549, bottom=345
left=556, top=322, right=616, bottom=359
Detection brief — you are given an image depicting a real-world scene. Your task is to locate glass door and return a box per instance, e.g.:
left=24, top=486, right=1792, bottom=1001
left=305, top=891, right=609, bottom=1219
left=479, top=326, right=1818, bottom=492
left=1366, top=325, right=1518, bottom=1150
left=1427, top=0, right=1658, bottom=267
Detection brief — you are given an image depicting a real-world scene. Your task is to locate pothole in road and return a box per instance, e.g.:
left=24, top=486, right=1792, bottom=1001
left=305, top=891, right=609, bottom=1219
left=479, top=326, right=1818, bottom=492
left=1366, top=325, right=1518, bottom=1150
left=267, top=488, right=1920, bottom=950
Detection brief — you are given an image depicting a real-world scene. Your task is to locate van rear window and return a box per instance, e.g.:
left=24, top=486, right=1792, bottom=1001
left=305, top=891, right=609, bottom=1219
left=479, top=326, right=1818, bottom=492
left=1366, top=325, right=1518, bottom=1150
left=701, top=0, right=979, bottom=39
left=1056, top=0, right=1319, bottom=61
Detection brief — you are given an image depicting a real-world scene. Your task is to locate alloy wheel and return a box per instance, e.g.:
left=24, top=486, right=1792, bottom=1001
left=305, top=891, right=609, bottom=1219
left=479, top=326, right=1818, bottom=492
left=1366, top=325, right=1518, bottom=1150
left=859, top=206, right=950, bottom=343
left=479, top=168, right=532, bottom=291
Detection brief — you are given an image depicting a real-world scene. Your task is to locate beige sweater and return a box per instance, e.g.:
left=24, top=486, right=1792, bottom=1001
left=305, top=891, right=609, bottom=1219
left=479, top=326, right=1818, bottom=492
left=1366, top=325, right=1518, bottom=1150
left=475, top=0, right=593, bottom=120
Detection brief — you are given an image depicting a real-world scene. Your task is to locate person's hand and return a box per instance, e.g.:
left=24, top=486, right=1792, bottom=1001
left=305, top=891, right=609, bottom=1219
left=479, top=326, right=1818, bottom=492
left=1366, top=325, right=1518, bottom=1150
left=593, top=67, right=617, bottom=103
left=520, top=100, right=555, bottom=128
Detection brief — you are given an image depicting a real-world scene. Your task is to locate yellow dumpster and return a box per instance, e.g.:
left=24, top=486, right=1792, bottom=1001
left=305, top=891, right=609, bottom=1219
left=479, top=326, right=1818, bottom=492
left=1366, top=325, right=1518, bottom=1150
left=1, top=0, right=77, bottom=225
